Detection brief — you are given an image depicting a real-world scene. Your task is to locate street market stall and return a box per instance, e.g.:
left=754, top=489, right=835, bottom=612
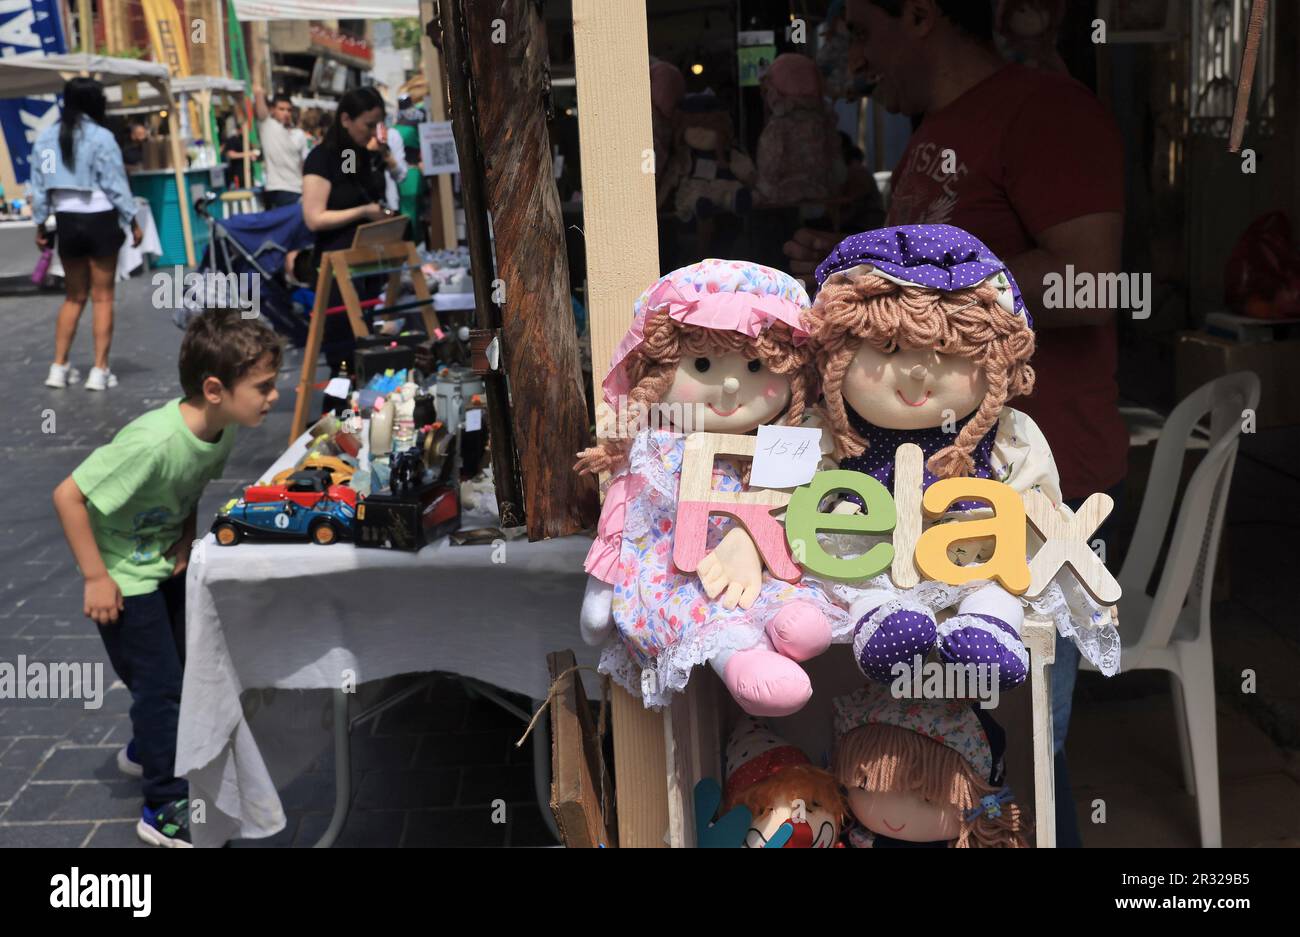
left=0, top=53, right=197, bottom=266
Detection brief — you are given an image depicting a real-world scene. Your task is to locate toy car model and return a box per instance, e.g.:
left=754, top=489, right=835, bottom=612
left=211, top=470, right=358, bottom=545
left=271, top=454, right=357, bottom=487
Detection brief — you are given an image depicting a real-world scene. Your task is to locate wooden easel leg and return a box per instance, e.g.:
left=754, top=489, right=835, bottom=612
left=289, top=257, right=336, bottom=446
left=406, top=244, right=443, bottom=337
left=333, top=254, right=372, bottom=339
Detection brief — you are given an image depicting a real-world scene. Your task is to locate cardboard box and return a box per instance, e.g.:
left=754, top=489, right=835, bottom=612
left=1176, top=331, right=1300, bottom=429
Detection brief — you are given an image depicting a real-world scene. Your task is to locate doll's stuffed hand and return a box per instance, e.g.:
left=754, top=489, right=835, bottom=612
left=698, top=527, right=762, bottom=610
left=579, top=577, right=615, bottom=645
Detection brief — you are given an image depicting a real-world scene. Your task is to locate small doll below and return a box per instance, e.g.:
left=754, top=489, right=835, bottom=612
left=832, top=682, right=1030, bottom=848
left=723, top=717, right=847, bottom=848
left=575, top=259, right=850, bottom=717
left=808, top=224, right=1120, bottom=691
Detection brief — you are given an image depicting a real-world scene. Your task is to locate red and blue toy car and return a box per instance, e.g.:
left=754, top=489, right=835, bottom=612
left=212, top=469, right=358, bottom=545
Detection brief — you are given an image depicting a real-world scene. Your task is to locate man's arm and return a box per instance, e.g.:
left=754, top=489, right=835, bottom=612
left=1006, top=211, right=1123, bottom=329
left=252, top=85, right=269, bottom=123
left=52, top=476, right=124, bottom=625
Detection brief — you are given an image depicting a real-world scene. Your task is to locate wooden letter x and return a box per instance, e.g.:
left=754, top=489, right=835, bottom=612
left=672, top=432, right=800, bottom=582
left=1022, top=491, right=1122, bottom=605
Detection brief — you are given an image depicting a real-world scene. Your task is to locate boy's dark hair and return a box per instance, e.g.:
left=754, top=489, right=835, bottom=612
left=179, top=309, right=283, bottom=398
left=271, top=93, right=293, bottom=108
left=866, top=0, right=994, bottom=42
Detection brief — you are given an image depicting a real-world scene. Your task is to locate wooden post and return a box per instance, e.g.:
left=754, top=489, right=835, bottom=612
left=1022, top=621, right=1057, bottom=848
left=438, top=0, right=526, bottom=530
left=420, top=0, right=456, bottom=249
left=153, top=79, right=198, bottom=267
left=571, top=0, right=668, bottom=847
left=462, top=0, right=598, bottom=540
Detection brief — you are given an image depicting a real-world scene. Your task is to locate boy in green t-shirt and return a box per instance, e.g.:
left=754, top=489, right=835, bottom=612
left=53, top=309, right=282, bottom=848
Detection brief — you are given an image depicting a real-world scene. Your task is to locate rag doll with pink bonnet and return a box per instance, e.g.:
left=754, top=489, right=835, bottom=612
left=575, top=259, right=851, bottom=717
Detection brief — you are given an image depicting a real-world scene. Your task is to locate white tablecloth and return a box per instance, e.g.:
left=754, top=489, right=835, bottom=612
left=176, top=434, right=600, bottom=846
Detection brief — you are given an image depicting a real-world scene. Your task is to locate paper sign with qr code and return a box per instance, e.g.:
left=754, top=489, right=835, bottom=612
left=750, top=425, right=821, bottom=489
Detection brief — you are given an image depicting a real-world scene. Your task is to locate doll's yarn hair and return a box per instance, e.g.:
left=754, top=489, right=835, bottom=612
left=726, top=763, right=850, bottom=831
left=809, top=268, right=1036, bottom=479
left=833, top=724, right=1031, bottom=848
left=574, top=309, right=816, bottom=476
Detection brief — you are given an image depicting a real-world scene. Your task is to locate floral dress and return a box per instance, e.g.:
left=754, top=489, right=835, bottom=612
left=587, top=428, right=851, bottom=708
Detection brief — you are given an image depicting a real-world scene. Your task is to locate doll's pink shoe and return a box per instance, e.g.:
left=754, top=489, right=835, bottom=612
left=723, top=648, right=813, bottom=717
left=766, top=601, right=832, bottom=662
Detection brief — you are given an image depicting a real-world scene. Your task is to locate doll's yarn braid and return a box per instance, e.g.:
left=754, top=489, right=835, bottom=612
left=808, top=270, right=1035, bottom=479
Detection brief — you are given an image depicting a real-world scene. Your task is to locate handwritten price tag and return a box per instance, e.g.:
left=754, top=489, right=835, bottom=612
left=750, top=425, right=821, bottom=489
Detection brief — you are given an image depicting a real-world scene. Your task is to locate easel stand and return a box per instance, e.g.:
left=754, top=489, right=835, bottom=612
left=290, top=239, right=443, bottom=446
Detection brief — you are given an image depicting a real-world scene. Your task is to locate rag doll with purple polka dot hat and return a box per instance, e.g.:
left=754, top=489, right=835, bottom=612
left=806, top=224, right=1120, bottom=690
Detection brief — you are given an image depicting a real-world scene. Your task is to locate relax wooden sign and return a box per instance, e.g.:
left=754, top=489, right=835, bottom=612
left=671, top=433, right=1121, bottom=606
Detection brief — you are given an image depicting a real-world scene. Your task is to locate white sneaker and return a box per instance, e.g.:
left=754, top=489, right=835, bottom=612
left=44, top=363, right=82, bottom=388
left=84, top=367, right=118, bottom=391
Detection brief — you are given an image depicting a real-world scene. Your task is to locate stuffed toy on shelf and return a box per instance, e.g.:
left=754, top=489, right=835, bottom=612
left=723, top=716, right=847, bottom=848
left=662, top=92, right=755, bottom=225
left=575, top=259, right=850, bottom=717
left=806, top=224, right=1120, bottom=690
left=832, top=682, right=1030, bottom=847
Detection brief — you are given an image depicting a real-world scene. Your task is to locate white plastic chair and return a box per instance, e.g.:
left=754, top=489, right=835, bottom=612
left=1081, top=371, right=1260, bottom=848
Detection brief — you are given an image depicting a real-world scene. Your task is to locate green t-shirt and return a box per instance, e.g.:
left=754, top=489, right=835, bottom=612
left=72, top=399, right=236, bottom=596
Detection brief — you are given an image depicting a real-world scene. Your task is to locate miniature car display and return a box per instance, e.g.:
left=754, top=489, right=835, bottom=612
left=211, top=471, right=358, bottom=545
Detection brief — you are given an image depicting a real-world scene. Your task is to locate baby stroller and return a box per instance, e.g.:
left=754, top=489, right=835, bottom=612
left=175, top=193, right=316, bottom=346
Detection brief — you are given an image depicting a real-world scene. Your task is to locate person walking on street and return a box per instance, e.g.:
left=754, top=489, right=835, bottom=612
left=30, top=77, right=143, bottom=392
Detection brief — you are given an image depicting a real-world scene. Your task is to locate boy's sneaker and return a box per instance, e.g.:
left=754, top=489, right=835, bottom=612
left=44, top=363, right=82, bottom=388
left=137, top=799, right=193, bottom=848
left=116, top=740, right=142, bottom=778
left=84, top=366, right=118, bottom=391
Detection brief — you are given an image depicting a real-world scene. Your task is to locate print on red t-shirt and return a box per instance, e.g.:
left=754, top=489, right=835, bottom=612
left=886, top=65, right=1128, bottom=500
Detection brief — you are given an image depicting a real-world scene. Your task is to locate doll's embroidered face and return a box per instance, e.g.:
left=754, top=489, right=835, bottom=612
left=744, top=802, right=839, bottom=849
left=848, top=787, right=962, bottom=842
left=663, top=351, right=792, bottom=433
left=842, top=340, right=988, bottom=430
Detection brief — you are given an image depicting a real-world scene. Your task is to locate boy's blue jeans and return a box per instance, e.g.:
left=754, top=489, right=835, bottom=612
left=97, top=575, right=188, bottom=808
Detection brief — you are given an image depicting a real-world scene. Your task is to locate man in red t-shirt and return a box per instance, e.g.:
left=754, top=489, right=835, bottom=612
left=785, top=0, right=1126, bottom=847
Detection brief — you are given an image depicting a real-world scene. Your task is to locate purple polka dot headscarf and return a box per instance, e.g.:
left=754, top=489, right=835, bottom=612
left=814, top=224, right=1032, bottom=329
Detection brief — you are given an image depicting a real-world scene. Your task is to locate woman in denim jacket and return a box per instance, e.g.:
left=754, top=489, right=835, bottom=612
left=30, top=77, right=143, bottom=391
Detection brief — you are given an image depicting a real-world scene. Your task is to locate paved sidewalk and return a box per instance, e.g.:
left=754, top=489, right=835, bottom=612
left=0, top=275, right=555, bottom=847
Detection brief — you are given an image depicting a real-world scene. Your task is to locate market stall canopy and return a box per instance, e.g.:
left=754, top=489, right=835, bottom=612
left=106, top=75, right=247, bottom=113
left=231, top=0, right=417, bottom=20
left=0, top=53, right=171, bottom=98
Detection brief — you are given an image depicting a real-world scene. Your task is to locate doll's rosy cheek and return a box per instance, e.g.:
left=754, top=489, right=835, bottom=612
left=763, top=379, right=787, bottom=399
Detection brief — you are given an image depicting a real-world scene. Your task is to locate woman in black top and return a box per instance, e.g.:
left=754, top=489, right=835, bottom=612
left=301, top=86, right=396, bottom=252
left=301, top=87, right=402, bottom=372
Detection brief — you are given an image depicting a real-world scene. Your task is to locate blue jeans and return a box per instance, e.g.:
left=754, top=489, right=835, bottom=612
left=97, top=575, right=187, bottom=807
left=1050, top=482, right=1126, bottom=846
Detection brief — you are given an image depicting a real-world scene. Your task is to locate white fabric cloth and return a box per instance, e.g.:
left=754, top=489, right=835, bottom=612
left=233, top=0, right=416, bottom=20
left=51, top=188, right=114, bottom=213
left=176, top=432, right=600, bottom=846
